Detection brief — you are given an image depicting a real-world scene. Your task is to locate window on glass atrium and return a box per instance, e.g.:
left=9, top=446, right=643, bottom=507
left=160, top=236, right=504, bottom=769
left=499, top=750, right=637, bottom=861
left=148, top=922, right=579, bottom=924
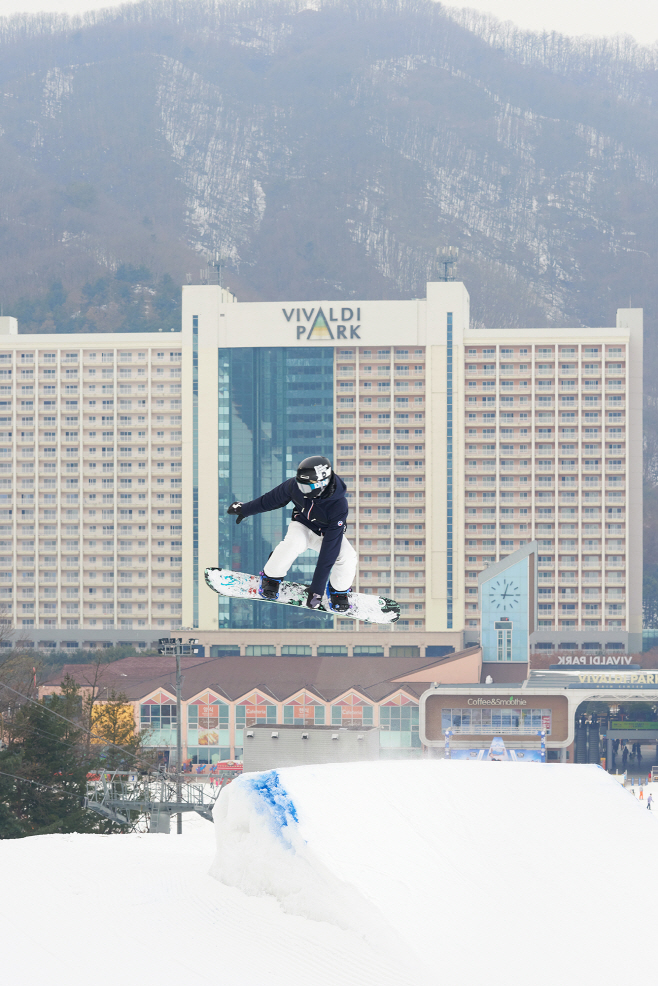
left=140, top=704, right=177, bottom=729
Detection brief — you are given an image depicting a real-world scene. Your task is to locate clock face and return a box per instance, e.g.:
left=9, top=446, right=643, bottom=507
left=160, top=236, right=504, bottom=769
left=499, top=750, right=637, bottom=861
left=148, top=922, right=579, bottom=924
left=488, top=578, right=522, bottom=612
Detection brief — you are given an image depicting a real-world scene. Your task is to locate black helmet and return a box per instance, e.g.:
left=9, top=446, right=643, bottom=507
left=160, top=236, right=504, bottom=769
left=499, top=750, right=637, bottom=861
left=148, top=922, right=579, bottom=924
left=296, top=455, right=333, bottom=498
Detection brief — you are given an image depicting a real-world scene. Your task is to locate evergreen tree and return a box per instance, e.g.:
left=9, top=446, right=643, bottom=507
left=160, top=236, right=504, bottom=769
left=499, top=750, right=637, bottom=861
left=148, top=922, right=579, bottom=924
left=0, top=676, right=101, bottom=838
left=0, top=753, right=30, bottom=839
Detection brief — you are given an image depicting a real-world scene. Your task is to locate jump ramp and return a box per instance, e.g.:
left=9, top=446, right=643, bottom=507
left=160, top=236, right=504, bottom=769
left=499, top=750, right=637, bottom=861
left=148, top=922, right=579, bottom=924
left=212, top=760, right=658, bottom=983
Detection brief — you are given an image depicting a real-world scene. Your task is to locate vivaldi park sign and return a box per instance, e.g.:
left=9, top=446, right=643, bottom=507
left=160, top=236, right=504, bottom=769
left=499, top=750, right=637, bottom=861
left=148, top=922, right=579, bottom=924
left=570, top=672, right=658, bottom=689
left=553, top=655, right=635, bottom=666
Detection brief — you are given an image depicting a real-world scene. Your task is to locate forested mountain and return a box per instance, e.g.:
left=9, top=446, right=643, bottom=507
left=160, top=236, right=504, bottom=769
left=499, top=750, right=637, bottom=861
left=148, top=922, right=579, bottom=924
left=1, top=0, right=658, bottom=328
left=1, top=0, right=658, bottom=615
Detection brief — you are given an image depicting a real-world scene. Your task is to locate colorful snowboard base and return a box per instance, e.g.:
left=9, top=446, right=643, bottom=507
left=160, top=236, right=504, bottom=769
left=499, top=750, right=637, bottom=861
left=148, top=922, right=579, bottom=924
left=204, top=567, right=400, bottom=624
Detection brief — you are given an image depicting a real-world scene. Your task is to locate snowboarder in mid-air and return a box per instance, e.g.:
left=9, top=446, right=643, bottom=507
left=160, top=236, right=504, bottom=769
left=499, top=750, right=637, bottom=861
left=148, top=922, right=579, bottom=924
left=227, top=455, right=356, bottom=613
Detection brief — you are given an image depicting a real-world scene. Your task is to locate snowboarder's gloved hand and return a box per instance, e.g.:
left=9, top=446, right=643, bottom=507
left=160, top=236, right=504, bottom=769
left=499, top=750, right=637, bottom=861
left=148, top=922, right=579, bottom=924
left=227, top=502, right=245, bottom=525
left=306, top=591, right=323, bottom=610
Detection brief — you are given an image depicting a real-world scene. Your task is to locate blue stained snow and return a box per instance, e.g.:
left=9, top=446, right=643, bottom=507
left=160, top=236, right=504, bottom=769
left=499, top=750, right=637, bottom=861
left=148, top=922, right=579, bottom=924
left=246, top=770, right=299, bottom=835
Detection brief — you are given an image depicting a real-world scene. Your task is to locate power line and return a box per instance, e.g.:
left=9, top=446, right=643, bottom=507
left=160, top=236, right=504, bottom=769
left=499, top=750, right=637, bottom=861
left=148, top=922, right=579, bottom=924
left=4, top=720, right=85, bottom=753
left=0, top=681, right=144, bottom=765
left=2, top=696, right=146, bottom=760
left=1, top=653, right=228, bottom=768
left=0, top=768, right=64, bottom=792
left=3, top=722, right=138, bottom=768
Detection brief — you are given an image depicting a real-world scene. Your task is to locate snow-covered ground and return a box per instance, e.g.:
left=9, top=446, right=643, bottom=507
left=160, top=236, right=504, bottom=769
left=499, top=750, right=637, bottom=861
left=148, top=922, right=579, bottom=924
left=213, top=761, right=658, bottom=983
left=0, top=799, right=413, bottom=986
left=2, top=761, right=657, bottom=985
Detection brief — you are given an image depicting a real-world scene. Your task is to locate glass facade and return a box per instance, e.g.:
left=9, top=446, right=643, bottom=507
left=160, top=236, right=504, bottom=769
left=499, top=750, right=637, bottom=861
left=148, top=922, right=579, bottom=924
left=192, top=315, right=199, bottom=626
left=140, top=703, right=177, bottom=747
left=331, top=700, right=373, bottom=726
left=441, top=707, right=552, bottom=734
left=187, top=700, right=230, bottom=751
left=217, top=347, right=334, bottom=628
left=235, top=702, right=277, bottom=726
left=379, top=704, right=421, bottom=748
left=283, top=703, right=326, bottom=726
left=446, top=312, right=453, bottom=628
left=187, top=747, right=231, bottom=765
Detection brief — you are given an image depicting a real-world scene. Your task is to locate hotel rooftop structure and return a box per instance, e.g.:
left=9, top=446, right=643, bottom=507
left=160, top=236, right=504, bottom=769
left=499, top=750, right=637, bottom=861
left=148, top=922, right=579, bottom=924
left=0, top=281, right=643, bottom=656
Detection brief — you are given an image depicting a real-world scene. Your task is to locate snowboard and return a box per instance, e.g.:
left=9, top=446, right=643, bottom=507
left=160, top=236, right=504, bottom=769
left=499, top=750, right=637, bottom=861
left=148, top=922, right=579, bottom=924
left=204, top=567, right=400, bottom=624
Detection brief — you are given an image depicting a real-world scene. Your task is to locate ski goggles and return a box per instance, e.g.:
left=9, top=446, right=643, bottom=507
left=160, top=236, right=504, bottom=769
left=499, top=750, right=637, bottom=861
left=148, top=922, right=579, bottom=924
left=296, top=477, right=330, bottom=495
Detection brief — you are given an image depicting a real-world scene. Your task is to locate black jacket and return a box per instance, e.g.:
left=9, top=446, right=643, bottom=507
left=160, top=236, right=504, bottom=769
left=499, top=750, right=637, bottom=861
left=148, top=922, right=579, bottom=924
left=239, top=475, right=349, bottom=595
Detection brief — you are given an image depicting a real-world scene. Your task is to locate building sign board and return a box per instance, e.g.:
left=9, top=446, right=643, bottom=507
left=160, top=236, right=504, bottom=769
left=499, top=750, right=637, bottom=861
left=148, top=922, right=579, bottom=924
left=245, top=705, right=268, bottom=717
left=467, top=697, right=527, bottom=706
left=609, top=721, right=658, bottom=730
left=570, top=672, right=658, bottom=688
left=340, top=707, right=366, bottom=720
left=282, top=307, right=363, bottom=341
left=214, top=298, right=424, bottom=348
left=291, top=706, right=314, bottom=718
left=551, top=654, right=636, bottom=667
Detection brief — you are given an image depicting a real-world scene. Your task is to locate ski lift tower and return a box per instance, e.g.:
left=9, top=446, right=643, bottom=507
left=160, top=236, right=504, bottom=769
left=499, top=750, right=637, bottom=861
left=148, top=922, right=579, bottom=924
left=85, top=764, right=240, bottom=833
left=437, top=246, right=459, bottom=281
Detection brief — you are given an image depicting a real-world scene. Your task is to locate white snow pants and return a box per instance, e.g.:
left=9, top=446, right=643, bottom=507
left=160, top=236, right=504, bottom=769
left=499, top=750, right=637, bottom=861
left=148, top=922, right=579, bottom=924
left=263, top=521, right=357, bottom=592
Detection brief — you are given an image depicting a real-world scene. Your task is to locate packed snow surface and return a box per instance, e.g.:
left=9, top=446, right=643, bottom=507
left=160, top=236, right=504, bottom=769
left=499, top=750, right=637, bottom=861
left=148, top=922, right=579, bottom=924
left=0, top=807, right=411, bottom=986
left=213, top=760, right=658, bottom=983
left=2, top=761, right=657, bottom=986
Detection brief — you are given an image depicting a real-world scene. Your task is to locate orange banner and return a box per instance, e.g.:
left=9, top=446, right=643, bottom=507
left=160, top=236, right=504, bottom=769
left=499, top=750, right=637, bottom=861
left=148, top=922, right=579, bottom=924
left=290, top=706, right=314, bottom=718
left=341, top=707, right=364, bottom=720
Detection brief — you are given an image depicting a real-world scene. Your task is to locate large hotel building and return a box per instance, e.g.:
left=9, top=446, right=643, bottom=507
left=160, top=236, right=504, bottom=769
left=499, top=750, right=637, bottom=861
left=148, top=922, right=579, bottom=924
left=0, top=280, right=643, bottom=656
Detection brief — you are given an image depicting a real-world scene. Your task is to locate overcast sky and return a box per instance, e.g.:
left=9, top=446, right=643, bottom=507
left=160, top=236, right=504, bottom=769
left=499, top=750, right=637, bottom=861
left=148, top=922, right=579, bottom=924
left=1, top=0, right=657, bottom=45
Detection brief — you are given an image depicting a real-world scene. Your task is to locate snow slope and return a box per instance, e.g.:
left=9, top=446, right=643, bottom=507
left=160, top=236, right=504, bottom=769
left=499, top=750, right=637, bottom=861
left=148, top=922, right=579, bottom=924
left=212, top=760, right=658, bottom=984
left=0, top=808, right=415, bottom=986
left=3, top=761, right=656, bottom=985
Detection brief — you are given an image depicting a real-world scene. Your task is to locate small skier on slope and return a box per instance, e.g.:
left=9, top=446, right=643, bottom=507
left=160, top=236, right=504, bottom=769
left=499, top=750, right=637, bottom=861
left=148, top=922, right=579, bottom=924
left=226, top=455, right=356, bottom=613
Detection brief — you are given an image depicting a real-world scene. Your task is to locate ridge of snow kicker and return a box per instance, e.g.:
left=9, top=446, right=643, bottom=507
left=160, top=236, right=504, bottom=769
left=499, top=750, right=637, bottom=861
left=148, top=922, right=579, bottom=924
left=211, top=767, right=407, bottom=963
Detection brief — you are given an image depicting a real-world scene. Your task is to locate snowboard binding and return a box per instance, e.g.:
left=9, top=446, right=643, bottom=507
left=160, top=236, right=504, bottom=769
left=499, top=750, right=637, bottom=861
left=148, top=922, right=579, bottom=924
left=327, top=583, right=352, bottom=613
left=259, top=572, right=282, bottom=600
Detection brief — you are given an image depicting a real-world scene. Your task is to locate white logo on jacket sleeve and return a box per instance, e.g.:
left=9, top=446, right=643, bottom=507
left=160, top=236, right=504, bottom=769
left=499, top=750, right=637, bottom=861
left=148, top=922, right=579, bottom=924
left=338, top=520, right=343, bottom=526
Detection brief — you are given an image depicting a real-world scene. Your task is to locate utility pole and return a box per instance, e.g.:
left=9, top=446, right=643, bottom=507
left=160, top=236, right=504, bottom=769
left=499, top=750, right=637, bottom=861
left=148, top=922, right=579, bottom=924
left=158, top=636, right=199, bottom=834
left=175, top=638, right=183, bottom=835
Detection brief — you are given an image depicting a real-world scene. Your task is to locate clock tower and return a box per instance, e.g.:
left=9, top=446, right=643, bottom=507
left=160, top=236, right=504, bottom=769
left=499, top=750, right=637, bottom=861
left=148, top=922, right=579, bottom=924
left=478, top=541, right=538, bottom=665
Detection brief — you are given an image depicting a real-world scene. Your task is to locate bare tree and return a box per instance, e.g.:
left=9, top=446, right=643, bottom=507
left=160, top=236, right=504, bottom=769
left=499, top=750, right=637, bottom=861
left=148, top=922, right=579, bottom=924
left=0, top=612, right=43, bottom=737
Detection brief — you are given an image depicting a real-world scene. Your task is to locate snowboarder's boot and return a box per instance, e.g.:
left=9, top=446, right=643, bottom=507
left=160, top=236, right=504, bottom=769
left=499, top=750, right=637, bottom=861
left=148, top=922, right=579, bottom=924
left=259, top=572, right=282, bottom=600
left=328, top=583, right=352, bottom=613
